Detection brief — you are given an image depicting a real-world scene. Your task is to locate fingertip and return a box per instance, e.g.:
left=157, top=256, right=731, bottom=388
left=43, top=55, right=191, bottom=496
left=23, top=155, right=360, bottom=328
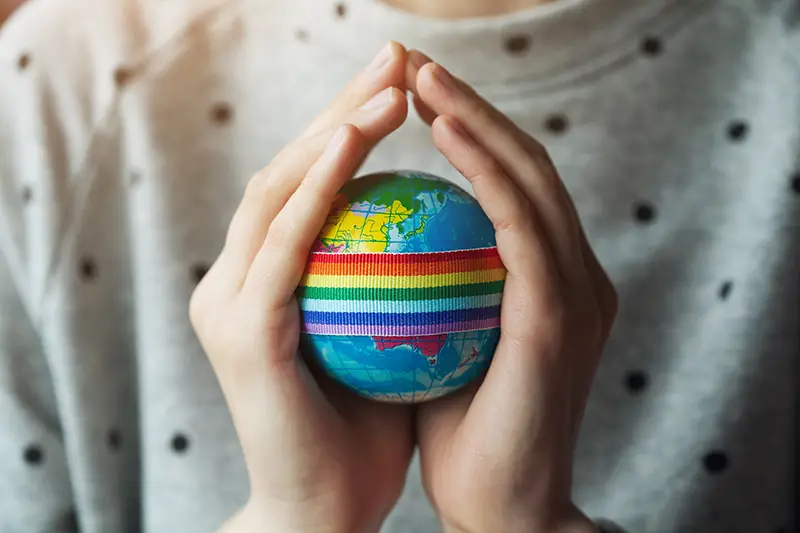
left=386, top=86, right=407, bottom=107
left=383, top=41, right=410, bottom=86
left=416, top=61, right=439, bottom=93
left=406, top=49, right=433, bottom=93
left=338, top=122, right=366, bottom=156
left=382, top=86, right=410, bottom=131
left=386, top=40, right=408, bottom=59
left=409, top=49, right=433, bottom=70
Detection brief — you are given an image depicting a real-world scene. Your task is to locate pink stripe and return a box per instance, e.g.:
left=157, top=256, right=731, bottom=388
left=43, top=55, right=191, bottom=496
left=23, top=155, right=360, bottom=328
left=302, top=318, right=501, bottom=336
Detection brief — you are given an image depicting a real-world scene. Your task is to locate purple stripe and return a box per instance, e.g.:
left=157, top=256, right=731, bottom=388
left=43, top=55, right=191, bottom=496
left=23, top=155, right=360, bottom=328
left=301, top=318, right=501, bottom=336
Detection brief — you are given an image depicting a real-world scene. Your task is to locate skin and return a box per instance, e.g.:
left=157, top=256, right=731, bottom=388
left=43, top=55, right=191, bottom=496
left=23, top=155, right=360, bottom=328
left=0, top=0, right=24, bottom=25
left=3, top=0, right=613, bottom=530
left=193, top=40, right=618, bottom=533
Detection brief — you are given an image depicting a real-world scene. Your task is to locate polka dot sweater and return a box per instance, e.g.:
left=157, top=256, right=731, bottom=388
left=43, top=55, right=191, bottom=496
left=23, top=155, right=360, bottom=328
left=0, top=0, right=798, bottom=532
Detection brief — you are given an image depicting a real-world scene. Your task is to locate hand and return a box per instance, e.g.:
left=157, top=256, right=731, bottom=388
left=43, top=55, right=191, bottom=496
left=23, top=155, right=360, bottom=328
left=405, top=52, right=618, bottom=533
left=190, top=43, right=414, bottom=533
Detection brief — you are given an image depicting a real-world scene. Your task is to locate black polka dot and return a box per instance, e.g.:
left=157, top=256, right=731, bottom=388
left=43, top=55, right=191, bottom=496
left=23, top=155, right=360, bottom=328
left=113, top=67, right=134, bottom=88
left=192, top=263, right=209, bottom=284
left=544, top=114, right=569, bottom=134
left=790, top=172, right=800, bottom=194
left=171, top=433, right=190, bottom=454
left=79, top=257, right=98, bottom=281
left=334, top=2, right=347, bottom=17
left=633, top=201, right=656, bottom=224
left=727, top=120, right=749, bottom=142
left=295, top=28, right=309, bottom=42
left=718, top=280, right=733, bottom=300
left=210, top=102, right=234, bottom=125
left=17, top=53, right=31, bottom=70
left=107, top=429, right=122, bottom=451
left=23, top=443, right=44, bottom=465
left=504, top=34, right=531, bottom=55
left=625, top=370, right=649, bottom=393
left=702, top=450, right=729, bottom=473
left=21, top=185, right=32, bottom=204
left=640, top=36, right=663, bottom=56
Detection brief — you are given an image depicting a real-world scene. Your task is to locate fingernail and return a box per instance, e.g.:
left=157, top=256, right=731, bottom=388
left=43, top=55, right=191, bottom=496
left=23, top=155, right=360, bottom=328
left=327, top=125, right=349, bottom=152
left=359, top=88, right=395, bottom=111
left=409, top=50, right=432, bottom=71
left=368, top=43, right=393, bottom=72
left=431, top=64, right=458, bottom=90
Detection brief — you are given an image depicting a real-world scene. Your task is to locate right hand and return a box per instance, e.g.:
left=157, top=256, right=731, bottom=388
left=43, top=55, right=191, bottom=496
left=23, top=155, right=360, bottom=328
left=189, top=43, right=415, bottom=533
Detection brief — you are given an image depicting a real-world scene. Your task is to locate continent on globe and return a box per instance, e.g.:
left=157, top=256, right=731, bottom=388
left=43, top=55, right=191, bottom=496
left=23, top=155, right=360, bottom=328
left=298, top=170, right=505, bottom=403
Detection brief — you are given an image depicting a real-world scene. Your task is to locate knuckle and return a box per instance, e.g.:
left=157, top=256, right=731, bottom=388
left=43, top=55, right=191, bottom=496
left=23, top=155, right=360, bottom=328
left=493, top=198, right=533, bottom=234
left=244, top=167, right=276, bottom=198
left=266, top=213, right=294, bottom=246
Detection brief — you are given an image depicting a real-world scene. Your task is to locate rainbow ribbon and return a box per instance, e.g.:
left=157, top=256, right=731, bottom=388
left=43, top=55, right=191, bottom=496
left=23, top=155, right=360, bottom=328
left=297, top=247, right=505, bottom=336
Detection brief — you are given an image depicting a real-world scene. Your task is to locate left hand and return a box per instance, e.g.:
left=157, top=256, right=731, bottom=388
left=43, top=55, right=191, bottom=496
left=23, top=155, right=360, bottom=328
left=405, top=52, right=619, bottom=533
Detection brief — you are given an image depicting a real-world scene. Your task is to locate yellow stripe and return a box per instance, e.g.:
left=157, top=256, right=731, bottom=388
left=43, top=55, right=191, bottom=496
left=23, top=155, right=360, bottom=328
left=301, top=268, right=506, bottom=289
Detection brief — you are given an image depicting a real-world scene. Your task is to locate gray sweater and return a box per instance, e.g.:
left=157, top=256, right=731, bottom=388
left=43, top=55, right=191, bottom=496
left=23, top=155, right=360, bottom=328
left=0, top=0, right=797, bottom=532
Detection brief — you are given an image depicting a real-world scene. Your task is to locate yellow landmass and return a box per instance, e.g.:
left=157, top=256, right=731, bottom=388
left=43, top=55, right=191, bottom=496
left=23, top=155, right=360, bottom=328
left=319, top=200, right=421, bottom=252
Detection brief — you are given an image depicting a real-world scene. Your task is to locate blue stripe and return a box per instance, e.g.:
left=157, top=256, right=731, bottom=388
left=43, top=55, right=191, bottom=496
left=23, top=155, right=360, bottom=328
left=301, top=306, right=501, bottom=327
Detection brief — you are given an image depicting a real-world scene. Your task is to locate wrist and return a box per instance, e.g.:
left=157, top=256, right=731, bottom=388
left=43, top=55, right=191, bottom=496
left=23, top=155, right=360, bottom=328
left=226, top=498, right=380, bottom=533
left=440, top=503, right=599, bottom=533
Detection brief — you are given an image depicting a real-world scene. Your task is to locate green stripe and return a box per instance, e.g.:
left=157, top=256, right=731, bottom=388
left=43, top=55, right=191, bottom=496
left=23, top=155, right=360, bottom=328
left=296, top=280, right=505, bottom=301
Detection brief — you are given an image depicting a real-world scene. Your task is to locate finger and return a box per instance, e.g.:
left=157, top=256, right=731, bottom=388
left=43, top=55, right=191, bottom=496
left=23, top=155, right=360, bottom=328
left=431, top=115, right=560, bottom=295
left=413, top=94, right=438, bottom=126
left=243, top=124, right=365, bottom=307
left=303, top=41, right=407, bottom=138
left=567, top=223, right=619, bottom=437
left=218, top=87, right=408, bottom=289
left=431, top=115, right=574, bottom=478
left=406, top=50, right=437, bottom=125
left=416, top=62, right=584, bottom=282
left=465, top=330, right=573, bottom=485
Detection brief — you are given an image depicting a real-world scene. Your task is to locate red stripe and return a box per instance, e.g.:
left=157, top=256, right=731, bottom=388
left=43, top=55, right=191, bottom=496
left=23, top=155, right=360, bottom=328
left=309, top=247, right=499, bottom=265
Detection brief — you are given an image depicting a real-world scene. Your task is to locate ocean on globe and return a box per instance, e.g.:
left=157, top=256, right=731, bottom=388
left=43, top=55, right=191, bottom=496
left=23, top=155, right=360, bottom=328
left=297, top=170, right=505, bottom=403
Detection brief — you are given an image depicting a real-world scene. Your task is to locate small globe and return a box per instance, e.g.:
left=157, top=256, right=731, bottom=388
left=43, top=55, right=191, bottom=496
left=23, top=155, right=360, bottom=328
left=298, top=170, right=505, bottom=403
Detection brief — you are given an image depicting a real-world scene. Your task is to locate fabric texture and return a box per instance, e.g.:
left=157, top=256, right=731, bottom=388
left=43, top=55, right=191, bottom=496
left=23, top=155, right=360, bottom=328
left=0, top=0, right=798, bottom=532
left=299, top=247, right=506, bottom=336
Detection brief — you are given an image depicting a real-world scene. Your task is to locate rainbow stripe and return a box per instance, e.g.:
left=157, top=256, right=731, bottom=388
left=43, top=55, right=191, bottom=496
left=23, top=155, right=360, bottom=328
left=298, top=247, right=505, bottom=336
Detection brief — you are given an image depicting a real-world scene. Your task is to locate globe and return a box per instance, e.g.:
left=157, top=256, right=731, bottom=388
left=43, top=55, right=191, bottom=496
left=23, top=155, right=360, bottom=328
left=297, top=170, right=505, bottom=403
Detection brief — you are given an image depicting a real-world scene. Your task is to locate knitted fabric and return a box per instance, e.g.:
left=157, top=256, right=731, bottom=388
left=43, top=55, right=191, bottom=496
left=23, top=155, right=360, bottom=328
left=298, top=247, right=506, bottom=336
